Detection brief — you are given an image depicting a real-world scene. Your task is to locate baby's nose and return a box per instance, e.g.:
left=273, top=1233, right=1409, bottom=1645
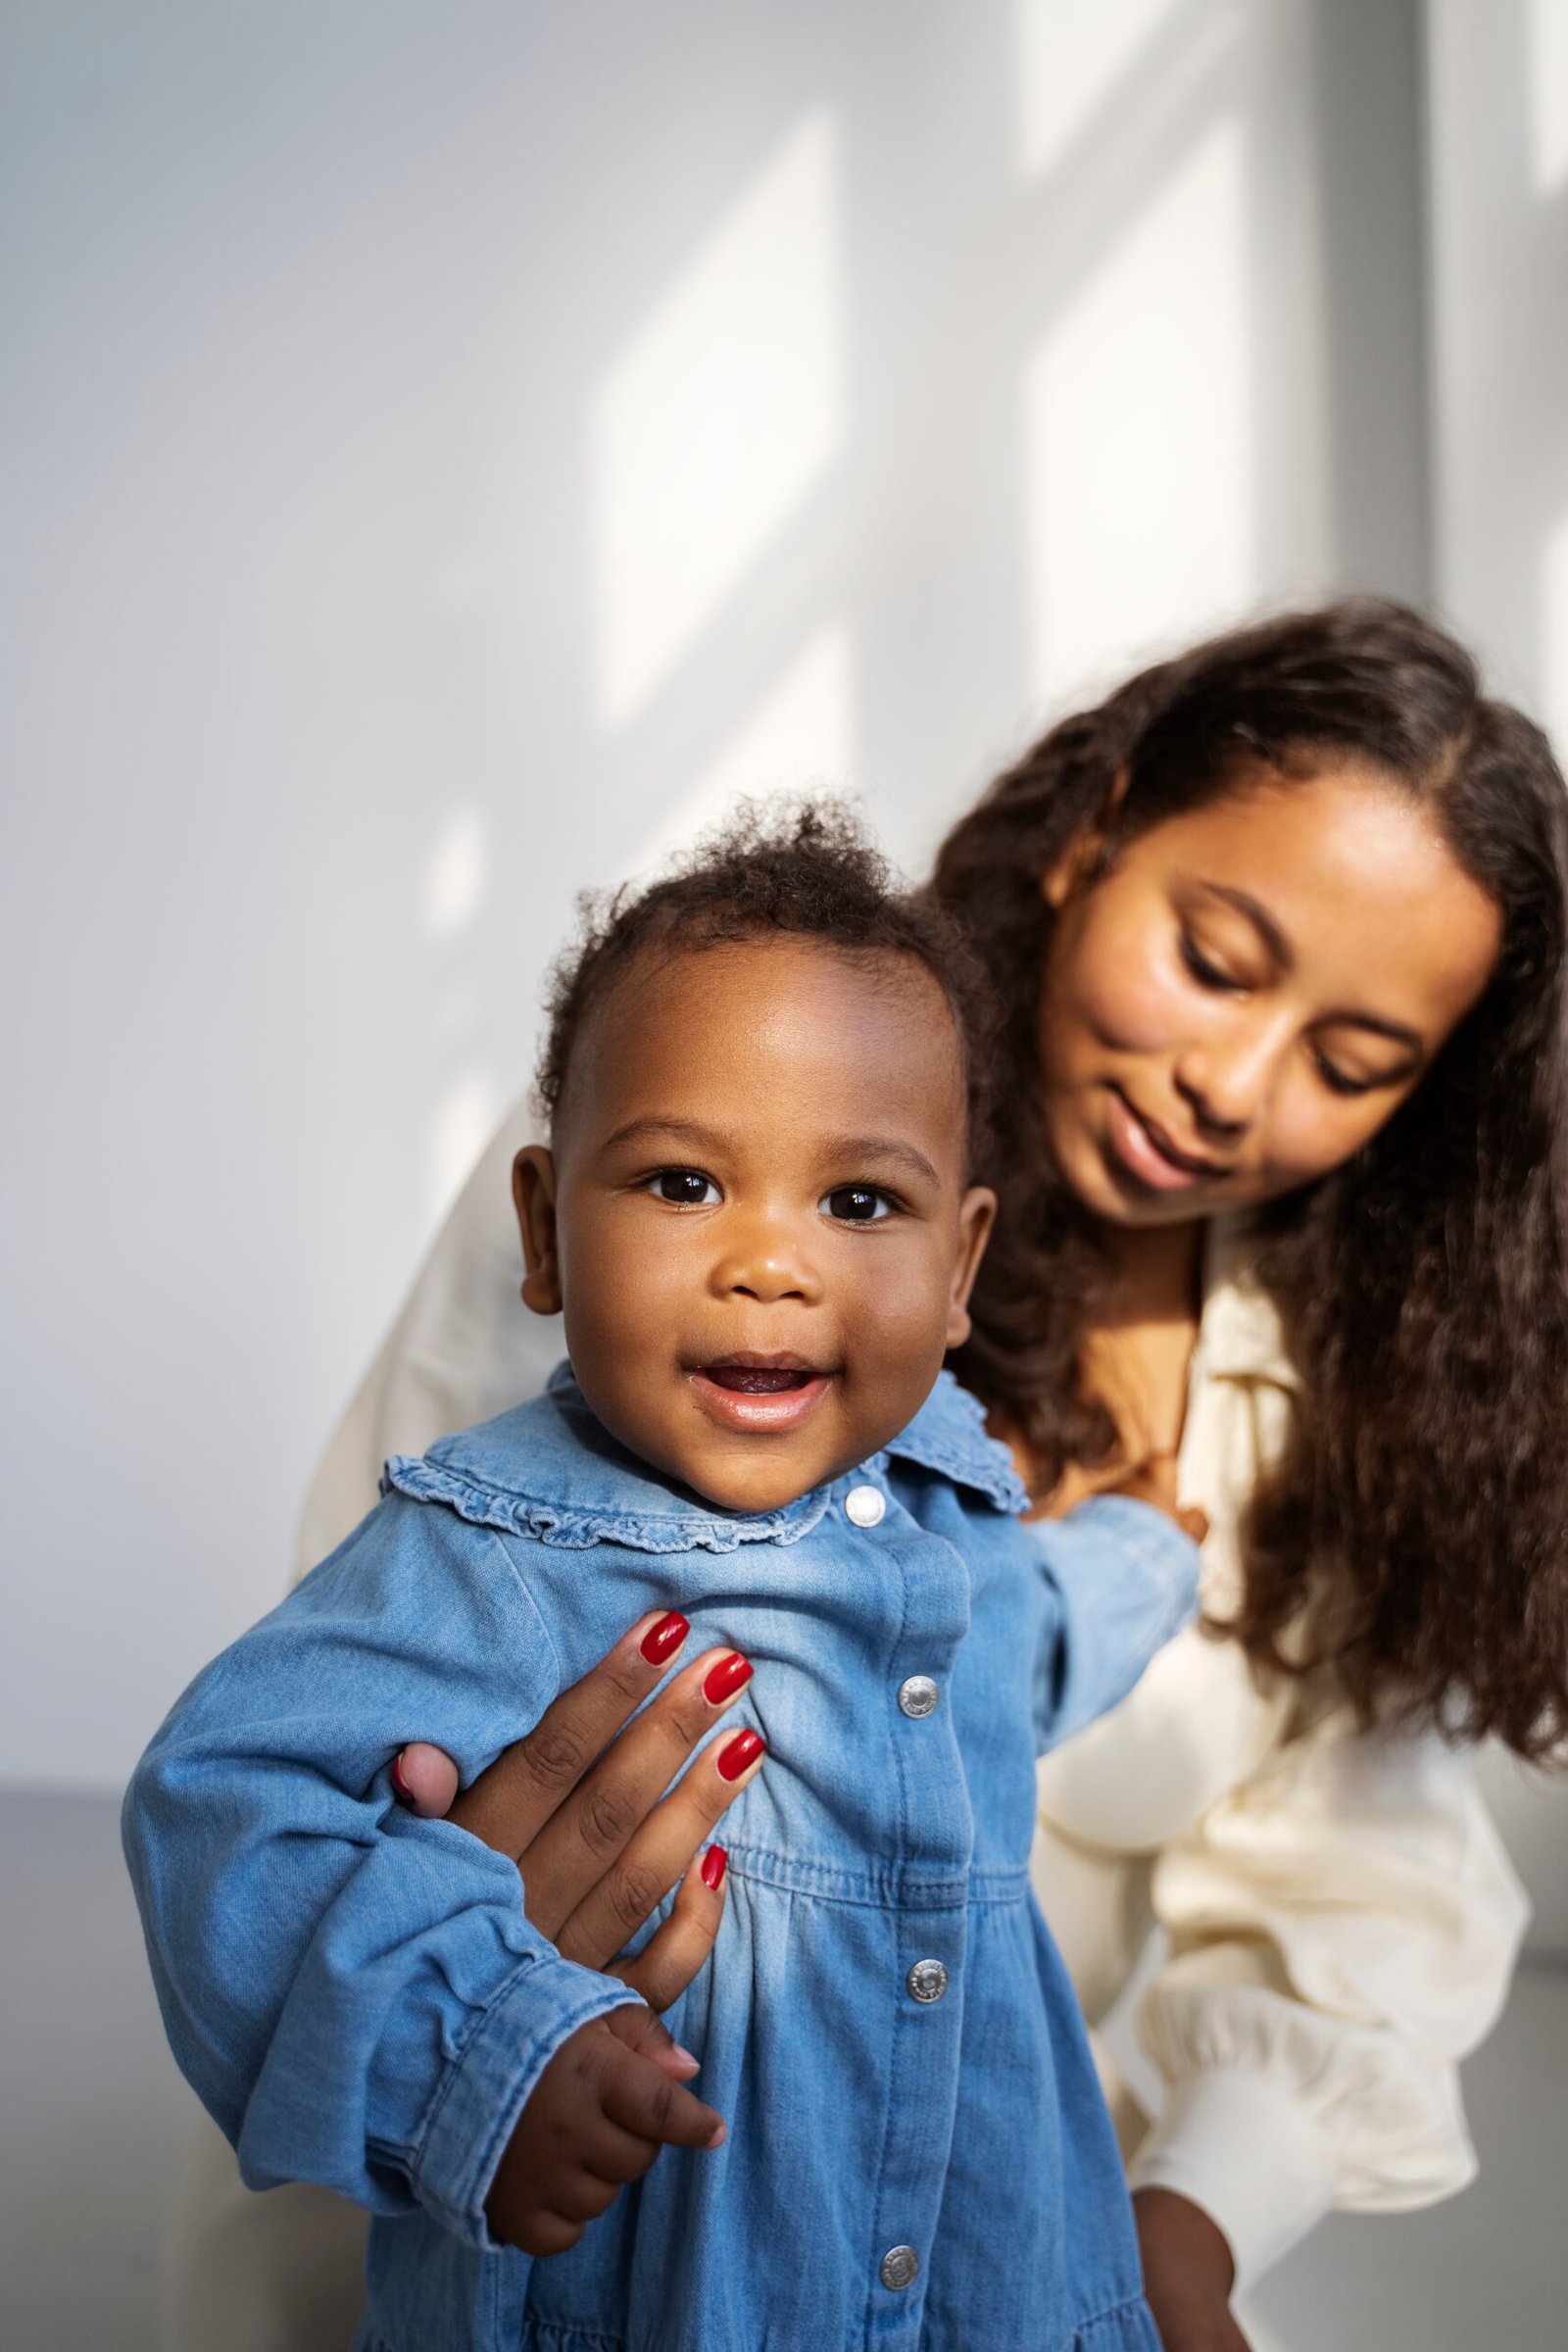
left=710, top=1219, right=822, bottom=1303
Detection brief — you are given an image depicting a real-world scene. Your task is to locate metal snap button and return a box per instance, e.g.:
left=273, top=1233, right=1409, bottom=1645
left=879, top=2244, right=919, bottom=2291
left=845, top=1484, right=886, bottom=1528
left=906, top=1958, right=950, bottom=2004
left=897, top=1675, right=939, bottom=1719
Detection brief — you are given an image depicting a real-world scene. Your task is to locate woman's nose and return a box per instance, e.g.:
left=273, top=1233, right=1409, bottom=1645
left=1173, top=1016, right=1287, bottom=1137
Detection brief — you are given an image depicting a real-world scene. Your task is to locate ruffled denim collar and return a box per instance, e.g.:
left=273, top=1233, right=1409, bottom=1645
left=382, top=1361, right=1026, bottom=1553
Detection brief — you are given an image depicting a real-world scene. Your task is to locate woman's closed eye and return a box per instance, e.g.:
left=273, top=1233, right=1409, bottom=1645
left=818, top=1183, right=898, bottom=1224
left=645, top=1167, right=721, bottom=1206
left=1312, top=1051, right=1387, bottom=1098
left=1179, top=931, right=1246, bottom=993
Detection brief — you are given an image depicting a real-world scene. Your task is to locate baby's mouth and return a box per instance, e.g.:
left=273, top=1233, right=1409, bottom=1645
left=703, top=1364, right=818, bottom=1395
left=687, top=1352, right=836, bottom=1434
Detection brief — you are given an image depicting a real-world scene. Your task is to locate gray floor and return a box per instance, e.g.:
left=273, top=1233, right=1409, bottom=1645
left=3, top=1790, right=1563, bottom=2351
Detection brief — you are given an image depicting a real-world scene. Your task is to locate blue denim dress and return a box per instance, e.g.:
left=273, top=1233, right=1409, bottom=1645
left=125, top=1368, right=1195, bottom=2352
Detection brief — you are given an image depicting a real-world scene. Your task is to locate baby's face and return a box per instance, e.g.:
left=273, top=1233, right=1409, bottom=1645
left=515, top=937, right=994, bottom=1514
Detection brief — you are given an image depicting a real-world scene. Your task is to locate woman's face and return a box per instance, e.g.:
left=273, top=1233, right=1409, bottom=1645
left=1038, top=761, right=1504, bottom=1230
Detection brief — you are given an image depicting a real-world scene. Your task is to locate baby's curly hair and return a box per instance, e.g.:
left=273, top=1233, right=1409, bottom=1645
left=538, top=802, right=996, bottom=1170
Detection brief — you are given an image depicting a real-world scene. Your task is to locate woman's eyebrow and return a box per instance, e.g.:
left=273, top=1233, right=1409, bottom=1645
left=1320, top=1008, right=1424, bottom=1053
left=1199, top=884, right=1423, bottom=1052
left=1199, top=883, right=1295, bottom=969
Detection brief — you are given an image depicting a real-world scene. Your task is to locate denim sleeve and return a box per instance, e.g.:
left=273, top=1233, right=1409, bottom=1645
left=1028, top=1495, right=1200, bottom=1751
left=122, top=1494, right=637, bottom=2246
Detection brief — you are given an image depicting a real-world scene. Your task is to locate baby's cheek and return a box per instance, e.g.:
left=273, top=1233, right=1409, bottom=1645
left=847, top=1268, right=947, bottom=1400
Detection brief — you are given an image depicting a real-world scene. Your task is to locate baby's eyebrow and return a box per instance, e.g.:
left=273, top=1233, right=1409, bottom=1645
left=596, top=1115, right=943, bottom=1191
left=819, top=1134, right=943, bottom=1190
left=600, top=1114, right=727, bottom=1156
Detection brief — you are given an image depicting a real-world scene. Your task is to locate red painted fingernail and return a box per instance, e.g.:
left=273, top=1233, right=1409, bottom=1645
left=715, top=1729, right=764, bottom=1783
left=702, top=1651, right=754, bottom=1704
left=702, top=1845, right=728, bottom=1891
left=390, top=1752, right=414, bottom=1802
left=640, top=1610, right=690, bottom=1664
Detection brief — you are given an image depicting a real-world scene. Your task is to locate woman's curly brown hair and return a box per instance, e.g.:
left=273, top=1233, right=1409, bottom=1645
left=930, top=598, right=1568, bottom=1758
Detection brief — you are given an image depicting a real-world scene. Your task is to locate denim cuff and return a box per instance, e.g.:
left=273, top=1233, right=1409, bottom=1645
left=413, top=1953, right=641, bottom=2246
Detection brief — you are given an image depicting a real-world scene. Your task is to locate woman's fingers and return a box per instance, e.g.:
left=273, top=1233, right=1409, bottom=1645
left=517, top=1651, right=760, bottom=1941
left=558, top=1720, right=760, bottom=1975
left=391, top=1741, right=461, bottom=1818
left=445, top=1609, right=691, bottom=1857
left=602, top=1845, right=731, bottom=2011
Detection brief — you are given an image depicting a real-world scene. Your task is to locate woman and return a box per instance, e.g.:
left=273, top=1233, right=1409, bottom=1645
left=185, top=601, right=1566, bottom=2352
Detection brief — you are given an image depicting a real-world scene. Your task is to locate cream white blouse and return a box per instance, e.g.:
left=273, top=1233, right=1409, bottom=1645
left=300, top=1112, right=1531, bottom=2295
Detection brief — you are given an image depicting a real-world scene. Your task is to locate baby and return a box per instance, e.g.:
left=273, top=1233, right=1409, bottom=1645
left=125, top=808, right=1198, bottom=2352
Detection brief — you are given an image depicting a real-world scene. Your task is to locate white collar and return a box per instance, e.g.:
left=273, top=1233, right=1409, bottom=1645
left=1196, top=1213, right=1298, bottom=1391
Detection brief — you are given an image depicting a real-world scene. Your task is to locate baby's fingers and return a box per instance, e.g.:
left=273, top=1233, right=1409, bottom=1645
left=610, top=1847, right=728, bottom=2014
left=600, top=2011, right=726, bottom=2150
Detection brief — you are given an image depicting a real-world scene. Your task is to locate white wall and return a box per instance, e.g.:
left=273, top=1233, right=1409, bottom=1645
left=1426, top=0, right=1568, bottom=1951
left=0, top=0, right=1494, bottom=1794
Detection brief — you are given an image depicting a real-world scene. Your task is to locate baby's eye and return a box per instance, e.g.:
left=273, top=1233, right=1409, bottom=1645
left=647, top=1169, right=720, bottom=1206
left=820, top=1184, right=894, bottom=1223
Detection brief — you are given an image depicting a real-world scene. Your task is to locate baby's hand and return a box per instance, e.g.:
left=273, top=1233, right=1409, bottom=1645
left=486, top=2003, right=726, bottom=2256
left=1102, top=1450, right=1208, bottom=1545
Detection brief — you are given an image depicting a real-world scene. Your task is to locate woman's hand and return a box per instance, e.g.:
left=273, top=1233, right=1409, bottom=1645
left=1102, top=1452, right=1209, bottom=1545
left=1134, top=2190, right=1253, bottom=2352
left=391, top=1609, right=765, bottom=2014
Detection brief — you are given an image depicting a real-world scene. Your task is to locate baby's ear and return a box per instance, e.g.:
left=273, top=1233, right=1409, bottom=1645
left=514, top=1147, right=564, bottom=1316
left=945, top=1185, right=996, bottom=1350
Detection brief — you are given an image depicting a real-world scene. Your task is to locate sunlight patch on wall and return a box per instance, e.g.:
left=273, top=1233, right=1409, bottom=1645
left=1014, top=0, right=1189, bottom=178
left=1529, top=0, right=1568, bottom=196
left=625, top=620, right=854, bottom=880
left=1022, top=115, right=1254, bottom=713
left=428, top=1069, right=502, bottom=1223
left=422, top=805, right=490, bottom=941
left=592, top=110, right=844, bottom=729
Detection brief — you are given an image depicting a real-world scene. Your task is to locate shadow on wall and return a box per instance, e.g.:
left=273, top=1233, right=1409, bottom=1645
left=0, top=0, right=1505, bottom=1813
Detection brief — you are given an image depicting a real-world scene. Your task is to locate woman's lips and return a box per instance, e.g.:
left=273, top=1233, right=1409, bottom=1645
left=1102, top=1088, right=1224, bottom=1194
left=688, top=1362, right=833, bottom=1433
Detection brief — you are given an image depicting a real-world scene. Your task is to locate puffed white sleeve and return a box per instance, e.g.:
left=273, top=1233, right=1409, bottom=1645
left=1126, top=1711, right=1532, bottom=2291
left=297, top=1097, right=560, bottom=1573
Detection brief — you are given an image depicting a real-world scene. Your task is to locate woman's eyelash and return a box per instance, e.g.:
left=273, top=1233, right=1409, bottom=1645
left=1179, top=933, right=1237, bottom=990
left=1314, top=1055, right=1376, bottom=1098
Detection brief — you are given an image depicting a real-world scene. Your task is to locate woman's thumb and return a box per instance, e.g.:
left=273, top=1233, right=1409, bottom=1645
left=391, top=1741, right=462, bottom=1818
